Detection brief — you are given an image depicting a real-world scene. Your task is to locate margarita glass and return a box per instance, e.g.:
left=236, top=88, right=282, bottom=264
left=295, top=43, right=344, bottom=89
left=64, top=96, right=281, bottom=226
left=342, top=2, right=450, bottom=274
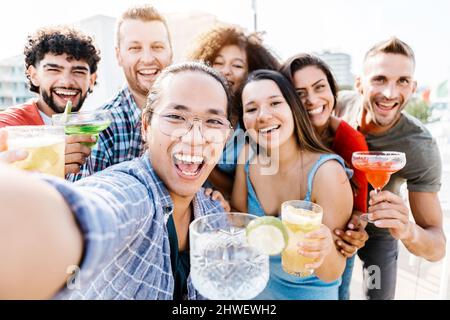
left=190, top=212, right=269, bottom=300
left=352, top=151, right=406, bottom=223
left=53, top=110, right=112, bottom=174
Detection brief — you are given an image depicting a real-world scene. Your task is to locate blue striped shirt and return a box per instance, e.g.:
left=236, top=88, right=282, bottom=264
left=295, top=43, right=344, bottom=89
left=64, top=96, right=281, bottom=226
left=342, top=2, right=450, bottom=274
left=45, top=153, right=224, bottom=299
left=68, top=86, right=144, bottom=182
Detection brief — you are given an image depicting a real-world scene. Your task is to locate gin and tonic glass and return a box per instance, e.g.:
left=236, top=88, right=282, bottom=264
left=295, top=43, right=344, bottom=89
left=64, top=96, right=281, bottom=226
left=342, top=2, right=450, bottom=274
left=190, top=212, right=269, bottom=300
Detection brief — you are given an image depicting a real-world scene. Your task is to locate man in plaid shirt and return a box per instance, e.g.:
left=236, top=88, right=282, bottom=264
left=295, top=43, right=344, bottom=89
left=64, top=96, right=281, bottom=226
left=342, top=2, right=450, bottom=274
left=0, top=62, right=233, bottom=299
left=68, top=4, right=173, bottom=182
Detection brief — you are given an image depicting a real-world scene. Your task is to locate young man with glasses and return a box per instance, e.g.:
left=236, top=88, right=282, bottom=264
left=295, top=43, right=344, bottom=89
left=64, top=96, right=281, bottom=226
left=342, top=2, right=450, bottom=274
left=0, top=62, right=233, bottom=300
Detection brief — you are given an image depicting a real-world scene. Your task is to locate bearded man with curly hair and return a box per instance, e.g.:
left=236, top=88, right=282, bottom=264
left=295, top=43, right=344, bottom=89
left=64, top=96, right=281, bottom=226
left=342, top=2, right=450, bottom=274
left=0, top=25, right=101, bottom=176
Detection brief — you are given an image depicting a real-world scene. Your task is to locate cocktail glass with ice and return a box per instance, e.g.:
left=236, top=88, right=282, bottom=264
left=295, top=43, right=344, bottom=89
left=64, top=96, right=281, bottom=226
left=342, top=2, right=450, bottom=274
left=190, top=212, right=270, bottom=300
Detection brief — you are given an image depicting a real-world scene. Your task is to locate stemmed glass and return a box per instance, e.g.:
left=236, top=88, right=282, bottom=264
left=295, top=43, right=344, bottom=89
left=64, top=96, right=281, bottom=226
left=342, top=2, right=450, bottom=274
left=52, top=110, right=112, bottom=176
left=352, top=151, right=406, bottom=223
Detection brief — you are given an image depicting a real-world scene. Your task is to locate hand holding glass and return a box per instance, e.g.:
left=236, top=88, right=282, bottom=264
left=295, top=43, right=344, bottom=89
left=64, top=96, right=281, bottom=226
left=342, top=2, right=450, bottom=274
left=4, top=125, right=65, bottom=178
left=351, top=151, right=406, bottom=223
left=281, top=200, right=323, bottom=277
left=53, top=110, right=112, bottom=174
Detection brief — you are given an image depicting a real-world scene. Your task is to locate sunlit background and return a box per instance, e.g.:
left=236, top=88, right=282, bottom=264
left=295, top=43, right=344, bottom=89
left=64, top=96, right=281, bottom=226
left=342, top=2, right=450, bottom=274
left=0, top=0, right=449, bottom=300
left=0, top=0, right=449, bottom=110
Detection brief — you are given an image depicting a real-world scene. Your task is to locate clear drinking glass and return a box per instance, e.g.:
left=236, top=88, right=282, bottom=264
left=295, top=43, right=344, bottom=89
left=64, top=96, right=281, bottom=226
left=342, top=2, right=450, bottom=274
left=5, top=125, right=65, bottom=178
left=281, top=200, right=323, bottom=277
left=352, top=151, right=406, bottom=223
left=52, top=110, right=112, bottom=174
left=189, top=212, right=269, bottom=300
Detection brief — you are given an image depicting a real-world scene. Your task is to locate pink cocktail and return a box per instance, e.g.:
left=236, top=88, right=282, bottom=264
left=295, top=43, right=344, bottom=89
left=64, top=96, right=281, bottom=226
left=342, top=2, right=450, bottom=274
left=352, top=151, right=406, bottom=222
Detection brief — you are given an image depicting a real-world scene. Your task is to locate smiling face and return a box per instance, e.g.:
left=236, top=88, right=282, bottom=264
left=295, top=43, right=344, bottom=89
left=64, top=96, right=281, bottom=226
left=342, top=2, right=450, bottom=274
left=357, top=52, right=417, bottom=132
left=242, top=79, right=295, bottom=150
left=116, top=19, right=172, bottom=105
left=28, top=53, right=96, bottom=114
left=293, top=66, right=335, bottom=132
left=143, top=71, right=228, bottom=198
left=212, top=45, right=248, bottom=93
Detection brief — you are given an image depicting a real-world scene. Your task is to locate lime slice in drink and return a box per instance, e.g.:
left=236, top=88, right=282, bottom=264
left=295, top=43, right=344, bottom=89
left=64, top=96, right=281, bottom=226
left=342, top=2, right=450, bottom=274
left=246, top=216, right=288, bottom=255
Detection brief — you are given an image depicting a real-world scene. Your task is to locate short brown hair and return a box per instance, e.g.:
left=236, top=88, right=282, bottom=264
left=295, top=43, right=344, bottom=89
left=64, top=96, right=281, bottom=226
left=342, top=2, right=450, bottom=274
left=115, top=4, right=172, bottom=49
left=364, top=37, right=415, bottom=67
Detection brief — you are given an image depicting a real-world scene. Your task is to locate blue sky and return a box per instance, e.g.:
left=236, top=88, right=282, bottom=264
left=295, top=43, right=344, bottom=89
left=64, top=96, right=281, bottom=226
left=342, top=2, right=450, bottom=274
left=0, top=0, right=449, bottom=88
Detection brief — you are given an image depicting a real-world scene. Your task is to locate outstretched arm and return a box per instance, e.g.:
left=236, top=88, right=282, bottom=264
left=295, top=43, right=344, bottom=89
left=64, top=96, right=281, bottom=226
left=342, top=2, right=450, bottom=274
left=0, top=165, right=83, bottom=299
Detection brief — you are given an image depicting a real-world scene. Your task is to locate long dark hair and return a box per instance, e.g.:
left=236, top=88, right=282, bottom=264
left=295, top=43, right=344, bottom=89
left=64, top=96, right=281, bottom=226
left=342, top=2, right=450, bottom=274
left=280, top=53, right=338, bottom=109
left=241, top=69, right=332, bottom=155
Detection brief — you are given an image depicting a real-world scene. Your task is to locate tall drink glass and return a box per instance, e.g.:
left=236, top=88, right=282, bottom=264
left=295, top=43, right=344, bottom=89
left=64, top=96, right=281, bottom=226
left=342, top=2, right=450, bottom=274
left=190, top=212, right=269, bottom=300
left=281, top=200, right=323, bottom=277
left=5, top=125, right=65, bottom=178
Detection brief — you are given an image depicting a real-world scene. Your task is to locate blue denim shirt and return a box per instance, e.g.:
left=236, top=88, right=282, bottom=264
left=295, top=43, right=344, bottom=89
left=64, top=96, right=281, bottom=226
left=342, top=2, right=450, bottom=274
left=45, top=152, right=224, bottom=299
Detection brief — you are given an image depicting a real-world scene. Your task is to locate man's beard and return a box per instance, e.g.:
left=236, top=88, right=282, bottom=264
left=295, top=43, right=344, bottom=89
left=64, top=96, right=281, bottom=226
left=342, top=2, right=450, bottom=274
left=41, top=88, right=86, bottom=114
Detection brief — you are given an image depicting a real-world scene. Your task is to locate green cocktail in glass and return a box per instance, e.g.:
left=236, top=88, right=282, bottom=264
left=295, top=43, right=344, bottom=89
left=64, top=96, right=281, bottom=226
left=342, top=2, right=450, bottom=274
left=63, top=121, right=111, bottom=148
left=52, top=109, right=112, bottom=173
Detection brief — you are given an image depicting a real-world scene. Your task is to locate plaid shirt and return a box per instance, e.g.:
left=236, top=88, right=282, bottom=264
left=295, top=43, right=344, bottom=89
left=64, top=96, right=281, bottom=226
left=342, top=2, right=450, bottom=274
left=68, top=86, right=144, bottom=182
left=44, top=153, right=223, bottom=299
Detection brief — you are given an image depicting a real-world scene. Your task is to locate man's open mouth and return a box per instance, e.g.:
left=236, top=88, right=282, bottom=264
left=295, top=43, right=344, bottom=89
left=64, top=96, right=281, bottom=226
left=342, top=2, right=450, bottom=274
left=138, top=68, right=160, bottom=78
left=52, top=88, right=80, bottom=102
left=375, top=101, right=399, bottom=111
left=173, top=153, right=206, bottom=177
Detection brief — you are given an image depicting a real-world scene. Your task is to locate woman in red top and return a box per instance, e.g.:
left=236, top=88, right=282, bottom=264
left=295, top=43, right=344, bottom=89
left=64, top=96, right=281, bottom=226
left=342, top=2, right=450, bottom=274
left=280, top=54, right=369, bottom=300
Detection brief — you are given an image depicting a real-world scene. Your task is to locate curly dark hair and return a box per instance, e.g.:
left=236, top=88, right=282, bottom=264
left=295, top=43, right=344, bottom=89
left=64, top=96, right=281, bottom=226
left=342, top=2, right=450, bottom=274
left=24, top=26, right=101, bottom=93
left=187, top=25, right=280, bottom=74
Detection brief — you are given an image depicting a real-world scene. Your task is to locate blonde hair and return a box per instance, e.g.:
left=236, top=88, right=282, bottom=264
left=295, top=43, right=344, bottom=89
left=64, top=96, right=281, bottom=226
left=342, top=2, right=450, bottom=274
left=115, top=4, right=172, bottom=49
left=364, top=37, right=415, bottom=67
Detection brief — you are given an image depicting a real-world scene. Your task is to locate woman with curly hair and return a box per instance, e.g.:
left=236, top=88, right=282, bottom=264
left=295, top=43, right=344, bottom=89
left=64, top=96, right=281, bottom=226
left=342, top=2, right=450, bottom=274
left=187, top=25, right=280, bottom=199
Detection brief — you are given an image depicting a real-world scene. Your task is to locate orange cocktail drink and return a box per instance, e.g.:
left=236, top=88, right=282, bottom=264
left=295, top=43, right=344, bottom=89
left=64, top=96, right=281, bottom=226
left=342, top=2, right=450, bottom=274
left=351, top=151, right=406, bottom=222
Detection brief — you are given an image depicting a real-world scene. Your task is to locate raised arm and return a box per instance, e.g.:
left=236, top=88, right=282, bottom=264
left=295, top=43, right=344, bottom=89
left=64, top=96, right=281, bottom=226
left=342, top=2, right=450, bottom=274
left=369, top=190, right=445, bottom=261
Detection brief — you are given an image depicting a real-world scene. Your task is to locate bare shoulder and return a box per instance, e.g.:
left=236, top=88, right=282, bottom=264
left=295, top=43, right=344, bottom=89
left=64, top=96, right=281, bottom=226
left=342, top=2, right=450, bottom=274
left=315, top=157, right=348, bottom=183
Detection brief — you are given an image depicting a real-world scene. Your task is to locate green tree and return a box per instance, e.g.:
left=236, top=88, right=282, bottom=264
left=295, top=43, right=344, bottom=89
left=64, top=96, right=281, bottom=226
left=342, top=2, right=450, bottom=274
left=404, top=98, right=432, bottom=123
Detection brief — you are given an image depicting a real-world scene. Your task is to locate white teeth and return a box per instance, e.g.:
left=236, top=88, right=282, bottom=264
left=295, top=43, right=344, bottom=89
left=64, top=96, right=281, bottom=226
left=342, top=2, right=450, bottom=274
left=180, top=170, right=198, bottom=176
left=174, top=153, right=204, bottom=164
left=139, top=69, right=158, bottom=75
left=378, top=102, right=396, bottom=108
left=308, top=106, right=324, bottom=115
left=259, top=125, right=279, bottom=133
left=54, top=90, right=77, bottom=96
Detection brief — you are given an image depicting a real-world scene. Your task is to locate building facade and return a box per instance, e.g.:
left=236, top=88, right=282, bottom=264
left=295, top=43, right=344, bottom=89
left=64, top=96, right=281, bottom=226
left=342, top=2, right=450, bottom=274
left=317, top=51, right=354, bottom=88
left=1, top=12, right=221, bottom=111
left=0, top=55, right=36, bottom=110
